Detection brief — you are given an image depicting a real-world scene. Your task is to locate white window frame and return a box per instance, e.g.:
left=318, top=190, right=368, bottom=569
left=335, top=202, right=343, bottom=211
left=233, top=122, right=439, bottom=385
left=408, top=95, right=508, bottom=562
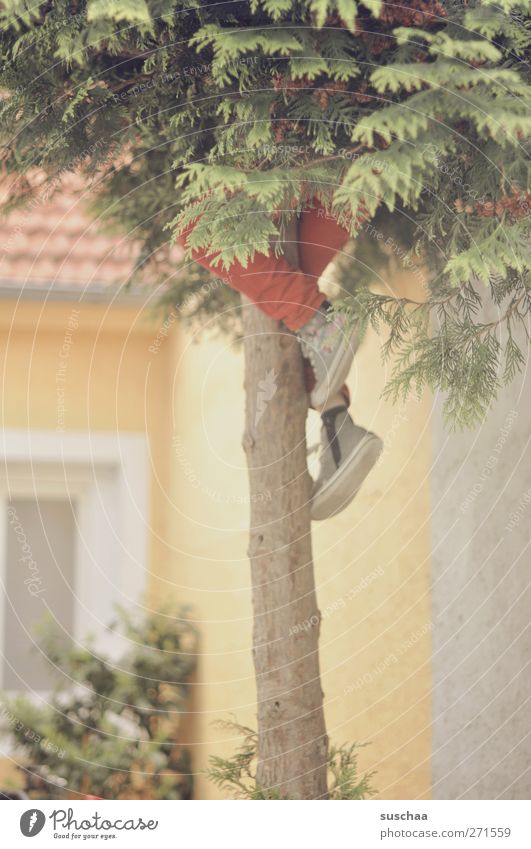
left=0, top=429, right=149, bottom=693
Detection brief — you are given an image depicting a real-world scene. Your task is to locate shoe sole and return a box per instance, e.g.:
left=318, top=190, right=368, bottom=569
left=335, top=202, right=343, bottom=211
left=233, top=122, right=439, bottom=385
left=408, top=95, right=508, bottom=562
left=309, top=326, right=358, bottom=409
left=311, top=433, right=383, bottom=521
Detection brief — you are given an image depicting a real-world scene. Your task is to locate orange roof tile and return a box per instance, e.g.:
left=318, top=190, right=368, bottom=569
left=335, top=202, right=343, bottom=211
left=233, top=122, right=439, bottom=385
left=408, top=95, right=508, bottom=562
left=0, top=177, right=152, bottom=298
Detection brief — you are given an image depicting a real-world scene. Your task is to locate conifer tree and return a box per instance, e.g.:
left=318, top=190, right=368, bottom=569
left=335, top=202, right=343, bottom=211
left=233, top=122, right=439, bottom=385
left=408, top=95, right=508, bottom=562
left=0, top=0, right=529, bottom=798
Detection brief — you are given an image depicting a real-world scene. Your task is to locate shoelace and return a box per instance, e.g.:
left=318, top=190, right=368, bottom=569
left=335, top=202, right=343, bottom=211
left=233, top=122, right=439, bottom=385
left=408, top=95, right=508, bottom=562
left=308, top=406, right=345, bottom=468
left=321, top=407, right=342, bottom=468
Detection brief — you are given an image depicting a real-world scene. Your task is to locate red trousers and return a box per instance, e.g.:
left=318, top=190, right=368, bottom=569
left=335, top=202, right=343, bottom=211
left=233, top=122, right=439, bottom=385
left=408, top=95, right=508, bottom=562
left=178, top=204, right=350, bottom=330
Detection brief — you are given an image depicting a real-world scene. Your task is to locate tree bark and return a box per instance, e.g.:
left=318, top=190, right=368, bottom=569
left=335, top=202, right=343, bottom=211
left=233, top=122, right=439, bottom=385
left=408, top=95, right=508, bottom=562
left=241, top=297, right=329, bottom=800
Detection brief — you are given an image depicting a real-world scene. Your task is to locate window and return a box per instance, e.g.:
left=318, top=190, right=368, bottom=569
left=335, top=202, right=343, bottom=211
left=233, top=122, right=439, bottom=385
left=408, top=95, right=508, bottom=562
left=0, top=430, right=149, bottom=694
left=4, top=497, right=77, bottom=691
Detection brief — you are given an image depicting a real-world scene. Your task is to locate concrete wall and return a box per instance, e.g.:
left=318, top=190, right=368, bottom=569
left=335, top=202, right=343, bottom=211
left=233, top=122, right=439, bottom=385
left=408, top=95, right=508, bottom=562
left=431, top=294, right=531, bottom=799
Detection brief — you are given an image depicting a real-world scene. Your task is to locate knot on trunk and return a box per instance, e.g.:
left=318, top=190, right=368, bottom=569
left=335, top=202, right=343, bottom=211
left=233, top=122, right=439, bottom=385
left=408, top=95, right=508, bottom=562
left=247, top=533, right=266, bottom=559
left=242, top=429, right=255, bottom=452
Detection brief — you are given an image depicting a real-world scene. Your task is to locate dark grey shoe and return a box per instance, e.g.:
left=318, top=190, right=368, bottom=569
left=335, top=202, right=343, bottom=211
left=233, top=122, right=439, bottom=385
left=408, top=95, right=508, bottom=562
left=296, top=303, right=358, bottom=409
left=311, top=406, right=383, bottom=521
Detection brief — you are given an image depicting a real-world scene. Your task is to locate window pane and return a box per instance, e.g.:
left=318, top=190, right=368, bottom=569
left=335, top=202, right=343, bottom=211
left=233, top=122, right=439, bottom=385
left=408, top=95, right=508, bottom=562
left=4, top=499, right=76, bottom=691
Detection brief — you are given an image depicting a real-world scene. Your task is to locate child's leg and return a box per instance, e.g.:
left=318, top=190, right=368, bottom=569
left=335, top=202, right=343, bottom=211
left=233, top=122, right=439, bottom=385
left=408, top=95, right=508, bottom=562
left=177, top=226, right=326, bottom=331
left=297, top=203, right=351, bottom=280
left=177, top=202, right=350, bottom=329
left=294, top=204, right=353, bottom=407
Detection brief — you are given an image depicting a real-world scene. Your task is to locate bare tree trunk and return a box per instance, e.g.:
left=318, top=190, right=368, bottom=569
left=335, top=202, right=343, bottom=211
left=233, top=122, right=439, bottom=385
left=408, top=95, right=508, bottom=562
left=241, top=297, right=329, bottom=800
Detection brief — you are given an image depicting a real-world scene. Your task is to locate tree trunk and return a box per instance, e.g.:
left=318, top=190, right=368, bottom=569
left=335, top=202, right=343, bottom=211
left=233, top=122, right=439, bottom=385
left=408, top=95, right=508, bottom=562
left=241, top=297, right=329, bottom=800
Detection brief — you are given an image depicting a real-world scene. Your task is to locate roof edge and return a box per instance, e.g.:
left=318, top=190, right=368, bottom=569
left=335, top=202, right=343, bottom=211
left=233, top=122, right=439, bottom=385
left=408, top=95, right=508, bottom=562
left=0, top=280, right=149, bottom=305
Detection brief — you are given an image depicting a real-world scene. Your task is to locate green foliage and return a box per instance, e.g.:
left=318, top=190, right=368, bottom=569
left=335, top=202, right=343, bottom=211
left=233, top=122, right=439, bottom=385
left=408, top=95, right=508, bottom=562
left=331, top=250, right=529, bottom=428
left=207, top=720, right=376, bottom=799
left=0, top=608, right=198, bottom=800
left=0, top=0, right=529, bottom=425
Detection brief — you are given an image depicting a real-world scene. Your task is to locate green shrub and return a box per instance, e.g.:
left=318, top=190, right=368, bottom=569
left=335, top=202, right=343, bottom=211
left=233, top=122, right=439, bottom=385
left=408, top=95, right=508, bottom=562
left=0, top=608, right=197, bottom=800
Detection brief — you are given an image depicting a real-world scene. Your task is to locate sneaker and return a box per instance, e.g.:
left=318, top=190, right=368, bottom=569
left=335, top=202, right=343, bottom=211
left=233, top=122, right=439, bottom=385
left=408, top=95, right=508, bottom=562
left=296, top=302, right=358, bottom=410
left=310, top=406, right=383, bottom=521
